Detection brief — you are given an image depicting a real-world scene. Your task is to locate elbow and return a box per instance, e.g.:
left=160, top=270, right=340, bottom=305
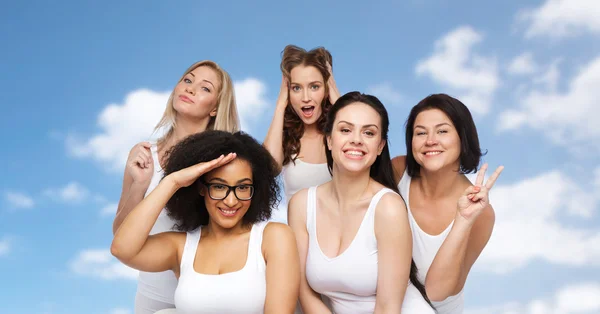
left=110, top=239, right=131, bottom=262
left=425, top=281, right=452, bottom=302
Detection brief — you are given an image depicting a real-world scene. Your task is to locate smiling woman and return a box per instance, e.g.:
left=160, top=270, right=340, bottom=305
left=111, top=131, right=300, bottom=314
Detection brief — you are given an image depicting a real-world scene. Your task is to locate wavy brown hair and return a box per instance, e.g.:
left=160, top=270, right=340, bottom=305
left=280, top=45, right=334, bottom=165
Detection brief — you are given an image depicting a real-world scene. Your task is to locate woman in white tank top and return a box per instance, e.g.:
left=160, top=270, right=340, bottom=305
left=391, top=94, right=504, bottom=314
left=288, top=92, right=435, bottom=314
left=112, top=131, right=300, bottom=314
left=111, top=60, right=240, bottom=314
left=264, top=45, right=341, bottom=205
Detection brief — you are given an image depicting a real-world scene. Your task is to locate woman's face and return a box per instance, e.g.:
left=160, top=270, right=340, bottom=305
left=327, top=102, right=385, bottom=174
left=201, top=158, right=253, bottom=229
left=288, top=65, right=326, bottom=126
left=172, top=66, right=221, bottom=121
left=411, top=108, right=461, bottom=173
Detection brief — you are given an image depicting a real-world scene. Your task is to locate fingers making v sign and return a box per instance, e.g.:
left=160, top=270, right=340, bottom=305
left=457, top=163, right=504, bottom=223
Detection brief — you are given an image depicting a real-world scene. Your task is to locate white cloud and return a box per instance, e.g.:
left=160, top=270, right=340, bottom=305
left=518, top=0, right=600, bottom=39
left=68, top=78, right=268, bottom=172
left=233, top=78, right=270, bottom=131
left=67, top=89, right=170, bottom=172
left=466, top=282, right=600, bottom=314
left=415, top=26, right=499, bottom=115
left=70, top=249, right=138, bottom=280
left=44, top=182, right=90, bottom=204
left=476, top=170, right=600, bottom=273
left=4, top=191, right=35, bottom=210
left=0, top=236, right=11, bottom=256
left=101, top=203, right=118, bottom=217
left=366, top=82, right=403, bottom=106
left=508, top=52, right=538, bottom=75
left=498, top=56, right=600, bottom=150
left=109, top=308, right=131, bottom=314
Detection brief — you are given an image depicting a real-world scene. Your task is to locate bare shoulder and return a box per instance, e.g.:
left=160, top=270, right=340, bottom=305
left=375, top=191, right=408, bottom=219
left=391, top=155, right=407, bottom=184
left=262, top=222, right=296, bottom=256
left=288, top=188, right=309, bottom=208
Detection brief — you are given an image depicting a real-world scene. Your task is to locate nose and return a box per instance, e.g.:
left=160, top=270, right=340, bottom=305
left=302, top=89, right=310, bottom=102
left=223, top=189, right=239, bottom=207
left=351, top=130, right=363, bottom=145
left=185, top=84, right=196, bottom=96
left=425, top=133, right=438, bottom=146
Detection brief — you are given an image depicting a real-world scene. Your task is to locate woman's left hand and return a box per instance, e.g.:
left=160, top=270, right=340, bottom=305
left=457, top=163, right=504, bottom=223
left=327, top=62, right=341, bottom=104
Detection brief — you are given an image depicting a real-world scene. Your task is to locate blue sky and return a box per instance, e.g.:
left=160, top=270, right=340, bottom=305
left=1, top=0, right=599, bottom=313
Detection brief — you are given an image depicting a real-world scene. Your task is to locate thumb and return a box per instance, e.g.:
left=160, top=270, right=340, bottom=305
left=462, top=185, right=481, bottom=197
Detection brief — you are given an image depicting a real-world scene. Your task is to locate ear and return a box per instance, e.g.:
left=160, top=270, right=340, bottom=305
left=198, top=184, right=206, bottom=196
left=209, top=109, right=217, bottom=117
left=326, top=135, right=332, bottom=150
left=377, top=139, right=386, bottom=156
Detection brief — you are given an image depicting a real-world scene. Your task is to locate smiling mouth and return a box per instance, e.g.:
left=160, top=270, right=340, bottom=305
left=344, top=149, right=365, bottom=158
left=424, top=151, right=442, bottom=156
left=218, top=207, right=238, bottom=217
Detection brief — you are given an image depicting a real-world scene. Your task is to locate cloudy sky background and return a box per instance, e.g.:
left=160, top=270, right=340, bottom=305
left=1, top=0, right=599, bottom=313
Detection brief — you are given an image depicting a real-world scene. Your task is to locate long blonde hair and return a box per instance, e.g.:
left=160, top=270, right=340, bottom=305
left=154, top=60, right=240, bottom=146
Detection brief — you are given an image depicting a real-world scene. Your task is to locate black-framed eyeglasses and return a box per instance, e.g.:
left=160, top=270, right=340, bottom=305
left=203, top=182, right=254, bottom=201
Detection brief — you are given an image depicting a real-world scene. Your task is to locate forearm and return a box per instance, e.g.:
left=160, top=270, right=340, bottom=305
left=111, top=177, right=178, bottom=261
left=112, top=182, right=149, bottom=234
left=299, top=288, right=331, bottom=314
left=425, top=218, right=472, bottom=300
left=263, top=106, right=287, bottom=172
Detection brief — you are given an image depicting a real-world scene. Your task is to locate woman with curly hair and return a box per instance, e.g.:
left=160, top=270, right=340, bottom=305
left=112, top=60, right=240, bottom=314
left=288, top=92, right=435, bottom=314
left=112, top=131, right=300, bottom=314
left=264, top=45, right=341, bottom=205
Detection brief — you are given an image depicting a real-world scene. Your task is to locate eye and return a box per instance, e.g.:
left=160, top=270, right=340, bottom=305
left=341, top=128, right=351, bottom=133
left=416, top=131, right=426, bottom=136
left=438, top=129, right=448, bottom=134
left=202, top=87, right=211, bottom=92
left=291, top=85, right=301, bottom=92
left=211, top=184, right=226, bottom=190
left=184, top=78, right=192, bottom=83
left=310, top=84, right=320, bottom=90
left=237, top=185, right=251, bottom=191
left=364, top=130, right=375, bottom=136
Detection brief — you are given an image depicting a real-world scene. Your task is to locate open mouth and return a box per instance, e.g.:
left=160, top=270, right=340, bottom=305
left=344, top=149, right=366, bottom=159
left=301, top=106, right=315, bottom=117
left=218, top=207, right=239, bottom=217
left=423, top=151, right=442, bottom=156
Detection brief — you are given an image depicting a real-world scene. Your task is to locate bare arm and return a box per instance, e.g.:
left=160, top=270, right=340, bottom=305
left=112, top=142, right=154, bottom=234
left=425, top=164, right=502, bottom=301
left=263, top=223, right=301, bottom=314
left=288, top=189, right=332, bottom=314
left=374, top=193, right=412, bottom=314
left=263, top=76, right=289, bottom=174
left=111, top=175, right=181, bottom=273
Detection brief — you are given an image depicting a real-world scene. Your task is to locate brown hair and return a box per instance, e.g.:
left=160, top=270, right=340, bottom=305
left=280, top=45, right=334, bottom=165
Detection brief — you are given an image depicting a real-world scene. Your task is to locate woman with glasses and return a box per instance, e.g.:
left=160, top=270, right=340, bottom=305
left=111, top=130, right=300, bottom=314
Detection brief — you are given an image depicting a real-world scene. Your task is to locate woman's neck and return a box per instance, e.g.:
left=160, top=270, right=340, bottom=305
left=329, top=164, right=373, bottom=210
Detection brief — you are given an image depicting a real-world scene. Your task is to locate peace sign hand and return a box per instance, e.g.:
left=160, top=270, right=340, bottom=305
left=457, top=163, right=504, bottom=223
left=168, top=153, right=237, bottom=189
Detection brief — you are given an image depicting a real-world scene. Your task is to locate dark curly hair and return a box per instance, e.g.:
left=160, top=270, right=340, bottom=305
left=281, top=44, right=334, bottom=166
left=162, top=130, right=281, bottom=232
left=324, top=91, right=435, bottom=310
left=405, top=93, right=485, bottom=177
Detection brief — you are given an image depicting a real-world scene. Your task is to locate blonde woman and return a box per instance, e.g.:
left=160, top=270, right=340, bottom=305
left=111, top=60, right=240, bottom=314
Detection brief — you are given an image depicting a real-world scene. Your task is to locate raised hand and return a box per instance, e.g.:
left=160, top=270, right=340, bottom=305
left=457, top=163, right=504, bottom=223
left=126, top=142, right=154, bottom=185
left=326, top=61, right=341, bottom=104
left=276, top=75, right=289, bottom=109
left=168, top=153, right=237, bottom=189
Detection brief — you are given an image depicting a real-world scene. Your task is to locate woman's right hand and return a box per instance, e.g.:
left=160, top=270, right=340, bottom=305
left=276, top=75, right=289, bottom=109
left=126, top=142, right=154, bottom=186
left=168, top=153, right=237, bottom=189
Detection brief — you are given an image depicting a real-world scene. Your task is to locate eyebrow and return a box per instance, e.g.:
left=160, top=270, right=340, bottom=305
left=290, top=80, right=323, bottom=85
left=414, top=122, right=452, bottom=129
left=208, top=177, right=253, bottom=184
left=337, top=120, right=380, bottom=129
left=187, top=72, right=215, bottom=88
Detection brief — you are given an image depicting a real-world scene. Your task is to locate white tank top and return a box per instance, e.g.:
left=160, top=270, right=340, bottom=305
left=281, top=157, right=331, bottom=203
left=304, top=186, right=434, bottom=314
left=174, top=221, right=269, bottom=314
left=136, top=143, right=179, bottom=303
left=398, top=170, right=464, bottom=314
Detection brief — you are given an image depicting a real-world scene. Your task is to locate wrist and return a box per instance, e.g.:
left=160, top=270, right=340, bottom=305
left=161, top=174, right=181, bottom=193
